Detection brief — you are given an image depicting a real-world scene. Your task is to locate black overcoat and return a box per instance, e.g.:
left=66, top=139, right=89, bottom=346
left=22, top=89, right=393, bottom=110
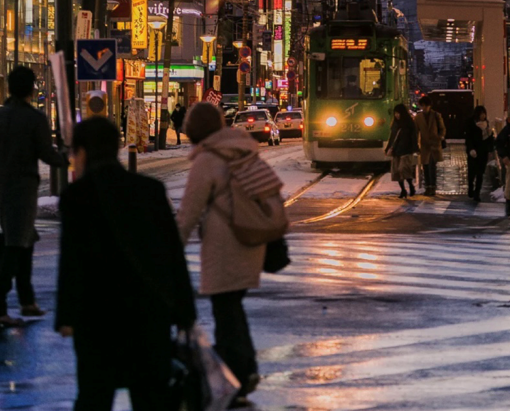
left=56, top=162, right=197, bottom=387
left=386, top=121, right=419, bottom=157
left=0, top=98, right=64, bottom=247
left=465, top=118, right=494, bottom=157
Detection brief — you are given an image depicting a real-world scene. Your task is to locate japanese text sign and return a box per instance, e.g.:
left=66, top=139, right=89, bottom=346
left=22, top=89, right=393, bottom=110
left=132, top=0, right=148, bottom=49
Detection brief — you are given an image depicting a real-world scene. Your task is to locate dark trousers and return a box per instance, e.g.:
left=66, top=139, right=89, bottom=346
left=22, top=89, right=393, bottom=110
left=175, top=126, right=182, bottom=144
left=74, top=380, right=173, bottom=411
left=423, top=158, right=437, bottom=187
left=467, top=155, right=488, bottom=195
left=0, top=235, right=35, bottom=316
left=211, top=290, right=257, bottom=396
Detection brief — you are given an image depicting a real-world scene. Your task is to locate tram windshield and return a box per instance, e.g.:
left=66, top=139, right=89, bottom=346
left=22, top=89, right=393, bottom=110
left=316, top=57, right=385, bottom=99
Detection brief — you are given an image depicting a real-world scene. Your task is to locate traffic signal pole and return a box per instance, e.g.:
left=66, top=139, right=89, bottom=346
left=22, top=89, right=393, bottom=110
left=238, top=0, right=249, bottom=111
left=158, top=0, right=176, bottom=149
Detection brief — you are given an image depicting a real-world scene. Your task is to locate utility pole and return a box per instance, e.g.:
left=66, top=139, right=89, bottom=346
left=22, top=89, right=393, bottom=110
left=158, top=0, right=176, bottom=150
left=14, top=0, right=19, bottom=67
left=55, top=0, right=76, bottom=191
left=214, top=0, right=226, bottom=91
left=238, top=0, right=249, bottom=111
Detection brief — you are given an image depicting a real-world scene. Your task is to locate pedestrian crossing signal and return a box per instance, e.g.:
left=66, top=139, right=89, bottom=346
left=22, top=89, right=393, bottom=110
left=85, top=90, right=107, bottom=118
left=262, top=31, right=272, bottom=52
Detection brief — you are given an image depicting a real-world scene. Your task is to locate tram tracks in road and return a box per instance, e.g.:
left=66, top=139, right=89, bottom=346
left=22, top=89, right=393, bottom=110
left=285, top=173, right=384, bottom=225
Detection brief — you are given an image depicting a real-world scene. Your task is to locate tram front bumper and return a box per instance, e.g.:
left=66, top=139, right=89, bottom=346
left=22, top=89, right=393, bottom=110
left=303, top=140, right=389, bottom=163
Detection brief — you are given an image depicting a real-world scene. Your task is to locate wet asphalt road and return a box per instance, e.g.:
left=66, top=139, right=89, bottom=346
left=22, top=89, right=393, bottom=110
left=2, top=144, right=510, bottom=410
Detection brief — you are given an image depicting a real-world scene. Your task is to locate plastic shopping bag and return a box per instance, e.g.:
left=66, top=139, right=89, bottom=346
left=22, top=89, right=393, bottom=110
left=180, top=325, right=240, bottom=411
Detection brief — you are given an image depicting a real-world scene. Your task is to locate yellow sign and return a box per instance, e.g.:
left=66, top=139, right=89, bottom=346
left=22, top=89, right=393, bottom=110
left=132, top=0, right=148, bottom=49
left=149, top=30, right=163, bottom=61
left=201, top=42, right=214, bottom=64
left=331, top=38, right=370, bottom=50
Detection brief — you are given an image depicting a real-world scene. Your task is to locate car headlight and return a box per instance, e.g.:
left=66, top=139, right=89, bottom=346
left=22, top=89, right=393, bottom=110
left=364, top=116, right=375, bottom=127
left=326, top=116, right=338, bottom=127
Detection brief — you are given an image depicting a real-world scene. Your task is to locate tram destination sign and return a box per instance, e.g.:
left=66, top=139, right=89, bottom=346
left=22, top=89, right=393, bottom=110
left=331, top=38, right=370, bottom=50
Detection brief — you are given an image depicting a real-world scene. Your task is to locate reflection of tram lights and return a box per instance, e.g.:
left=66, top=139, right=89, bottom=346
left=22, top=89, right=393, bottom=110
left=363, top=116, right=375, bottom=127
left=326, top=116, right=338, bottom=127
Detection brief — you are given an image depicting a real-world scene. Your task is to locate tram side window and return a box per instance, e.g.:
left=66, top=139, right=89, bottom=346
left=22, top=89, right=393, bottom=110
left=316, top=62, right=327, bottom=98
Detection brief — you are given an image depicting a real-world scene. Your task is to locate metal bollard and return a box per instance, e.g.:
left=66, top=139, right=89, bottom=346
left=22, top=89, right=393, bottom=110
left=128, top=144, right=137, bottom=173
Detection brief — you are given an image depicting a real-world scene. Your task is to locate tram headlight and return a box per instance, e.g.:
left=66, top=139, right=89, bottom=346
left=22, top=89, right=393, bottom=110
left=326, top=116, right=338, bottom=127
left=364, top=116, right=375, bottom=127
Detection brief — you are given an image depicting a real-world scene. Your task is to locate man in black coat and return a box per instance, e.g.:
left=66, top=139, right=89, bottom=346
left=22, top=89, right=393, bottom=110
left=55, top=117, right=196, bottom=411
left=170, top=103, right=186, bottom=145
left=0, top=66, right=65, bottom=327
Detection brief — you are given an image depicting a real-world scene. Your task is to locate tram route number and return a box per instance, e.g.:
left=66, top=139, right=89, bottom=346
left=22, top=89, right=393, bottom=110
left=340, top=123, right=362, bottom=133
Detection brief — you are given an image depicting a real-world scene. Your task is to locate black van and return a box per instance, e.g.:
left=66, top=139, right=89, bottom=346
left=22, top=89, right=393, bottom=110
left=428, top=90, right=474, bottom=140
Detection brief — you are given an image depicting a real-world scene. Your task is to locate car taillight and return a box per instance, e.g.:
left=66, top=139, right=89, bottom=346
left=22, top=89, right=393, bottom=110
left=286, top=117, right=291, bottom=121
left=248, top=118, right=254, bottom=123
left=299, top=123, right=304, bottom=129
left=264, top=124, right=271, bottom=132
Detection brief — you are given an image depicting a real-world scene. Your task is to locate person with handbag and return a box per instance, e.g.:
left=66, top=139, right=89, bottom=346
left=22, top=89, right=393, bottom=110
left=385, top=104, right=419, bottom=198
left=56, top=117, right=196, bottom=411
left=414, top=95, right=446, bottom=196
left=464, top=105, right=495, bottom=202
left=177, top=103, right=264, bottom=409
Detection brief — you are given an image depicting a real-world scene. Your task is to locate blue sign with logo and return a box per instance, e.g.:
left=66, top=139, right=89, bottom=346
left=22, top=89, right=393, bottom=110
left=77, top=39, right=117, bottom=81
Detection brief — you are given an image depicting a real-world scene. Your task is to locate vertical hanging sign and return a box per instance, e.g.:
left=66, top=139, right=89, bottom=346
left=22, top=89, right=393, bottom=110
left=132, top=0, right=148, bottom=49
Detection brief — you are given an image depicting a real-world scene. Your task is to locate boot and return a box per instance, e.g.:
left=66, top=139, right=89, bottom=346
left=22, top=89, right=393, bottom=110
left=506, top=200, right=510, bottom=217
left=399, top=189, right=408, bottom=199
left=407, top=180, right=416, bottom=197
left=473, top=191, right=481, bottom=202
left=430, top=186, right=436, bottom=196
left=424, top=186, right=433, bottom=196
left=468, top=186, right=474, bottom=198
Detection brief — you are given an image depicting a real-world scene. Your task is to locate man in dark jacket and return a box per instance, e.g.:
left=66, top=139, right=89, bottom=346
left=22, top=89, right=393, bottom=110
left=496, top=117, right=510, bottom=216
left=56, top=117, right=196, bottom=410
left=170, top=103, right=186, bottom=145
left=0, top=66, right=65, bottom=327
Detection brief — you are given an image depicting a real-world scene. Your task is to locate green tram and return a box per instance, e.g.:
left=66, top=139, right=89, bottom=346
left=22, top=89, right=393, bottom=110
left=303, top=20, right=408, bottom=167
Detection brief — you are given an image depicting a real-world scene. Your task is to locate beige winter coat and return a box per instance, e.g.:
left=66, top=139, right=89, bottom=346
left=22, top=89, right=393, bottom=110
left=177, top=127, right=265, bottom=295
left=415, top=110, right=446, bottom=165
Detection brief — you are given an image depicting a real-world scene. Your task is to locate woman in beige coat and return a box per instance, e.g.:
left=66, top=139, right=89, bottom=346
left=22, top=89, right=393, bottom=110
left=414, top=95, right=446, bottom=196
left=177, top=103, right=263, bottom=407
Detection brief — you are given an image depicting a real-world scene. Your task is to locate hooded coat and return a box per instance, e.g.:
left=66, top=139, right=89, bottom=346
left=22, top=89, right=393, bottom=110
left=414, top=109, right=446, bottom=165
left=177, top=128, right=265, bottom=295
left=0, top=98, right=64, bottom=247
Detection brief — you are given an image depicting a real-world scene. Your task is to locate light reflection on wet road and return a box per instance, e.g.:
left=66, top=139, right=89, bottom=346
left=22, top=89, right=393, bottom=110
left=3, top=227, right=510, bottom=410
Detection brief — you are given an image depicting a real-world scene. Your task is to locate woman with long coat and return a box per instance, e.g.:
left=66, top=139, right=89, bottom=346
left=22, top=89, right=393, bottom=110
left=385, top=104, right=419, bottom=198
left=465, top=105, right=494, bottom=202
left=177, top=103, right=263, bottom=408
left=414, top=95, right=446, bottom=196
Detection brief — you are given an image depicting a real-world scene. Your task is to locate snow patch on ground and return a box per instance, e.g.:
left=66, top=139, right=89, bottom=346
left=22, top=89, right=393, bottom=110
left=491, top=187, right=507, bottom=203
left=301, top=176, right=369, bottom=199
left=118, top=144, right=193, bottom=161
left=270, top=153, right=321, bottom=198
left=369, top=173, right=423, bottom=197
left=37, top=196, right=60, bottom=218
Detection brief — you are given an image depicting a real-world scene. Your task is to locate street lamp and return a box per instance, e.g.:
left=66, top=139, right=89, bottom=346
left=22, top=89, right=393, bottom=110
left=200, top=35, right=216, bottom=91
left=148, top=20, right=167, bottom=151
left=233, top=40, right=243, bottom=49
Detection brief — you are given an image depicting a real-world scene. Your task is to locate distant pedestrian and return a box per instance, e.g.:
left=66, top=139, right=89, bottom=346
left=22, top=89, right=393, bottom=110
left=0, top=66, right=65, bottom=327
left=177, top=103, right=262, bottom=408
left=385, top=104, right=419, bottom=198
left=496, top=117, right=510, bottom=216
left=170, top=103, right=186, bottom=145
left=465, top=106, right=495, bottom=202
left=56, top=117, right=196, bottom=411
left=414, top=95, right=446, bottom=196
